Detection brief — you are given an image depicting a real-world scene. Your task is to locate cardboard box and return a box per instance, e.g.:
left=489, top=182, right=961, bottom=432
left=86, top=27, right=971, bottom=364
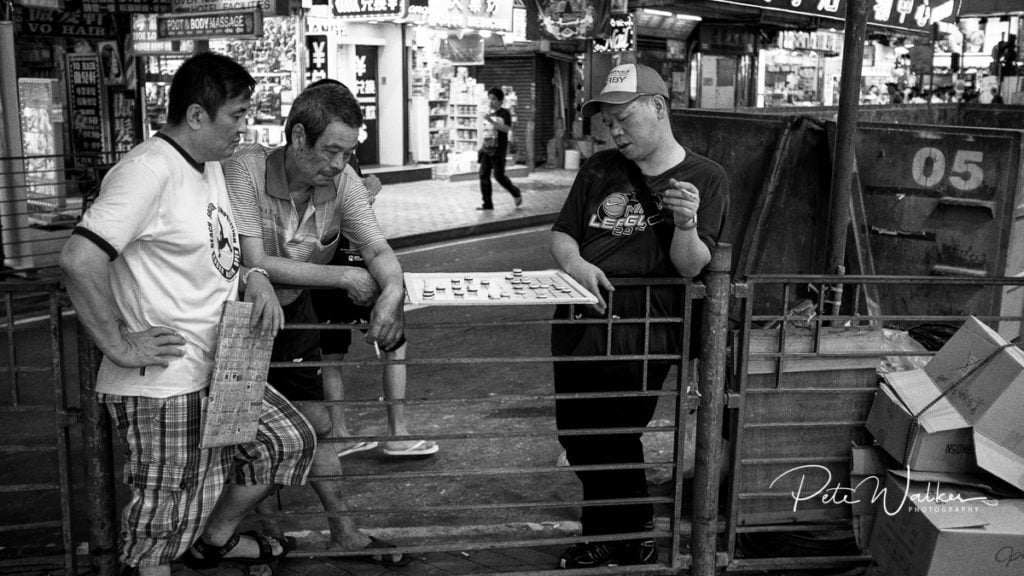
left=866, top=370, right=976, bottom=473
left=869, top=471, right=1024, bottom=576
left=922, top=317, right=1024, bottom=491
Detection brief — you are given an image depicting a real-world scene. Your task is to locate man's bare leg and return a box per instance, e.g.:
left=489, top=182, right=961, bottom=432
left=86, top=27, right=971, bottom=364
left=382, top=344, right=437, bottom=453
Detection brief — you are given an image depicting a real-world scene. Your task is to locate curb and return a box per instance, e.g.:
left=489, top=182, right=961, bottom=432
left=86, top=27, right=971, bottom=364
left=388, top=213, right=558, bottom=250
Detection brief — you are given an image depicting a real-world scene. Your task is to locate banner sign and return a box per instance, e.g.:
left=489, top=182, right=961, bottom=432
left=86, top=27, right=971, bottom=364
left=131, top=14, right=195, bottom=55
left=709, top=0, right=962, bottom=34
left=157, top=9, right=263, bottom=39
left=331, top=0, right=407, bottom=20
left=535, top=0, right=609, bottom=40
left=171, top=0, right=289, bottom=16
left=305, top=34, right=329, bottom=85
left=66, top=54, right=108, bottom=157
left=424, top=0, right=512, bottom=31
left=13, top=7, right=113, bottom=38
left=109, top=91, right=137, bottom=156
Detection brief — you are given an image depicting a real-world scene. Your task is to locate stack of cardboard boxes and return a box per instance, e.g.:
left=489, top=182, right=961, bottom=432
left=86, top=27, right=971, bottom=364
left=861, top=317, right=1024, bottom=576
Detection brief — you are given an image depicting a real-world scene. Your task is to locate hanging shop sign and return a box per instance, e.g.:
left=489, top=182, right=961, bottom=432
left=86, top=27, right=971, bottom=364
left=131, top=14, right=195, bottom=55
left=67, top=53, right=109, bottom=157
left=13, top=7, right=113, bottom=38
left=109, top=91, right=137, bottom=156
left=305, top=34, right=329, bottom=85
left=592, top=12, right=634, bottom=54
left=534, top=0, right=609, bottom=40
left=709, top=0, right=962, bottom=35
left=171, top=0, right=289, bottom=17
left=331, top=0, right=407, bottom=20
left=157, top=9, right=263, bottom=40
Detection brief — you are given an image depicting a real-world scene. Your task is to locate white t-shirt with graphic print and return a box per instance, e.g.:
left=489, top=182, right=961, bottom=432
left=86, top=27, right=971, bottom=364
left=78, top=135, right=241, bottom=398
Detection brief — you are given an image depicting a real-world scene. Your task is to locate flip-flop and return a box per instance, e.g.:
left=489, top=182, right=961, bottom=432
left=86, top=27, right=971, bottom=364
left=347, top=535, right=412, bottom=566
left=382, top=439, right=439, bottom=458
left=337, top=440, right=378, bottom=458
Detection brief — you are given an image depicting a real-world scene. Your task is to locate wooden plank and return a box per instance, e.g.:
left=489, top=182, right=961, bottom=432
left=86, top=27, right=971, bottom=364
left=747, top=327, right=884, bottom=374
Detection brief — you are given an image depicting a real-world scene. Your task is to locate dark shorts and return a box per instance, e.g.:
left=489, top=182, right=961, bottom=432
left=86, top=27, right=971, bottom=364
left=269, top=291, right=323, bottom=401
left=310, top=249, right=406, bottom=356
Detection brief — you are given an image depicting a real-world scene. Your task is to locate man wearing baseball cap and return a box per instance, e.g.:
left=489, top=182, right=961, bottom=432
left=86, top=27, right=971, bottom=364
left=549, top=62, right=729, bottom=569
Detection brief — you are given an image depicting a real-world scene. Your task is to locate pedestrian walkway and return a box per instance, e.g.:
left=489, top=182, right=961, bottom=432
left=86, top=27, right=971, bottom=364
left=372, top=168, right=577, bottom=248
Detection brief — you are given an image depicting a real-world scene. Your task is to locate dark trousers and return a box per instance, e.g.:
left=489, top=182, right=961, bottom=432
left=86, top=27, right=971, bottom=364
left=479, top=149, right=521, bottom=208
left=554, top=358, right=671, bottom=537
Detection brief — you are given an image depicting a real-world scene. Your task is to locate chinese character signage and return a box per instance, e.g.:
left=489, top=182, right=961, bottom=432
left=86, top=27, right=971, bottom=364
left=421, top=0, right=512, bottom=32
left=157, top=9, right=263, bottom=40
left=171, top=0, right=288, bottom=16
left=132, top=14, right=195, bottom=55
left=67, top=54, right=109, bottom=158
left=305, top=34, right=329, bottom=85
left=332, top=0, right=407, bottom=20
left=354, top=45, right=379, bottom=167
left=14, top=7, right=113, bottom=38
left=710, top=0, right=961, bottom=34
left=78, top=0, right=172, bottom=12
left=535, top=0, right=610, bottom=40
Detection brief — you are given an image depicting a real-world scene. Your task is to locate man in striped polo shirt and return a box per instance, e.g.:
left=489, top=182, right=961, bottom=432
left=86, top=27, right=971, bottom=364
left=224, top=82, right=408, bottom=565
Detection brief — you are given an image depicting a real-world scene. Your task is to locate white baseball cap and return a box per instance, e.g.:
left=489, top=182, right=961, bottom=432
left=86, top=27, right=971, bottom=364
left=581, top=63, right=669, bottom=118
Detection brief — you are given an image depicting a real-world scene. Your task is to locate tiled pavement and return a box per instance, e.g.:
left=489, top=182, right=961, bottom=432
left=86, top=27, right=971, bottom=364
left=369, top=168, right=577, bottom=248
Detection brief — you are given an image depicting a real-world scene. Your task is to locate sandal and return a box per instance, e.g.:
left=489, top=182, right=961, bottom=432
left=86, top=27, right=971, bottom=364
left=182, top=530, right=293, bottom=569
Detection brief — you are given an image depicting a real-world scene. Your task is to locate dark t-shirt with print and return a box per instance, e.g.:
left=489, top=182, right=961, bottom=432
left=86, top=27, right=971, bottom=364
left=550, top=148, right=729, bottom=356
left=488, top=108, right=513, bottom=153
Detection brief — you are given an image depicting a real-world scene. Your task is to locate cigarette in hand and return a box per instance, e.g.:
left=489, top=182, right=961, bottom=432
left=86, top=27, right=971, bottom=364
left=374, top=341, right=381, bottom=359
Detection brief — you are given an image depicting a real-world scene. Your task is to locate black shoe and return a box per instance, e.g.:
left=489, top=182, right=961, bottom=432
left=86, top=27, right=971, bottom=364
left=476, top=205, right=494, bottom=210
left=558, top=542, right=616, bottom=569
left=615, top=538, right=657, bottom=566
left=514, top=195, right=523, bottom=207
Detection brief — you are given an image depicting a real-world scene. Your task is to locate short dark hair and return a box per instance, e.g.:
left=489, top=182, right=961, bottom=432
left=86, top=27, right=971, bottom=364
left=488, top=87, right=504, bottom=101
left=166, top=52, right=255, bottom=126
left=285, top=83, right=363, bottom=147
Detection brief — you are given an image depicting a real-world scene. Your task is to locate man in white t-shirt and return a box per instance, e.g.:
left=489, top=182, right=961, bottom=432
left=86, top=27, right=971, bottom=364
left=59, top=52, right=315, bottom=576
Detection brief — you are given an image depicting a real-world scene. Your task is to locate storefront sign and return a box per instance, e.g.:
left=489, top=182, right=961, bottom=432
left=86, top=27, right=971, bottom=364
left=709, top=0, right=961, bottom=34
left=77, top=0, right=172, bottom=12
left=131, top=14, right=195, bottom=55
left=592, top=12, right=633, bottom=53
left=14, top=0, right=63, bottom=9
left=66, top=53, right=108, bottom=157
left=157, top=9, right=263, bottom=40
left=354, top=45, right=379, bottom=166
left=306, top=15, right=349, bottom=38
left=332, top=0, right=407, bottom=20
left=778, top=30, right=844, bottom=53
left=305, top=34, right=329, bottom=85
left=13, top=7, right=113, bottom=38
left=699, top=25, right=756, bottom=54
left=171, top=0, right=288, bottom=16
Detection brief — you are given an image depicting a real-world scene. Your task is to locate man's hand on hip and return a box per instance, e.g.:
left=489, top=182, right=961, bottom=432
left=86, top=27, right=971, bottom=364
left=106, top=323, right=186, bottom=368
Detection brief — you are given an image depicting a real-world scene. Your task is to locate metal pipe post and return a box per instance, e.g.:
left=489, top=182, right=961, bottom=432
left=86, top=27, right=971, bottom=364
left=691, top=243, right=732, bottom=576
left=79, top=324, right=119, bottom=576
left=827, top=0, right=869, bottom=274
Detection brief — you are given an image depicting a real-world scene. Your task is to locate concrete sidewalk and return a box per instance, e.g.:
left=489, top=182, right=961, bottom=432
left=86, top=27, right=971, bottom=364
left=371, top=168, right=577, bottom=249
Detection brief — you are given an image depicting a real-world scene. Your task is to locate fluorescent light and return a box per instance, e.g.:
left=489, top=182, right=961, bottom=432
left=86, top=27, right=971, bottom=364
left=676, top=14, right=701, bottom=21
left=644, top=8, right=673, bottom=17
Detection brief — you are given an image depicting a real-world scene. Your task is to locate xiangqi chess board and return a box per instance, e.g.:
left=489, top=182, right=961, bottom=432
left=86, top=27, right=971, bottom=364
left=404, top=269, right=598, bottom=306
left=200, top=301, right=274, bottom=449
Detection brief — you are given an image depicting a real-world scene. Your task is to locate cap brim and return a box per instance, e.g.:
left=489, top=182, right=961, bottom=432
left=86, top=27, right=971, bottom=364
left=580, top=92, right=646, bottom=118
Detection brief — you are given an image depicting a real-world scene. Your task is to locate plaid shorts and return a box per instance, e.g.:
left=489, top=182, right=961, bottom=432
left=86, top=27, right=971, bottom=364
left=100, top=384, right=315, bottom=568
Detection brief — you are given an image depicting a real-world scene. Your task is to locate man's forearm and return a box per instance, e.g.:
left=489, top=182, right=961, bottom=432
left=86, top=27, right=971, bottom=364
left=669, top=229, right=711, bottom=277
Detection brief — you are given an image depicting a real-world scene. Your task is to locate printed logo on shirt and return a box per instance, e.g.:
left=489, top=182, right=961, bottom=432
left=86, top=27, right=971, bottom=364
left=588, top=191, right=654, bottom=236
left=207, top=203, right=240, bottom=280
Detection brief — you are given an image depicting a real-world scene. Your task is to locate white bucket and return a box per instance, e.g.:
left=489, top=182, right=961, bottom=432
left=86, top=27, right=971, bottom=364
left=564, top=149, right=581, bottom=170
